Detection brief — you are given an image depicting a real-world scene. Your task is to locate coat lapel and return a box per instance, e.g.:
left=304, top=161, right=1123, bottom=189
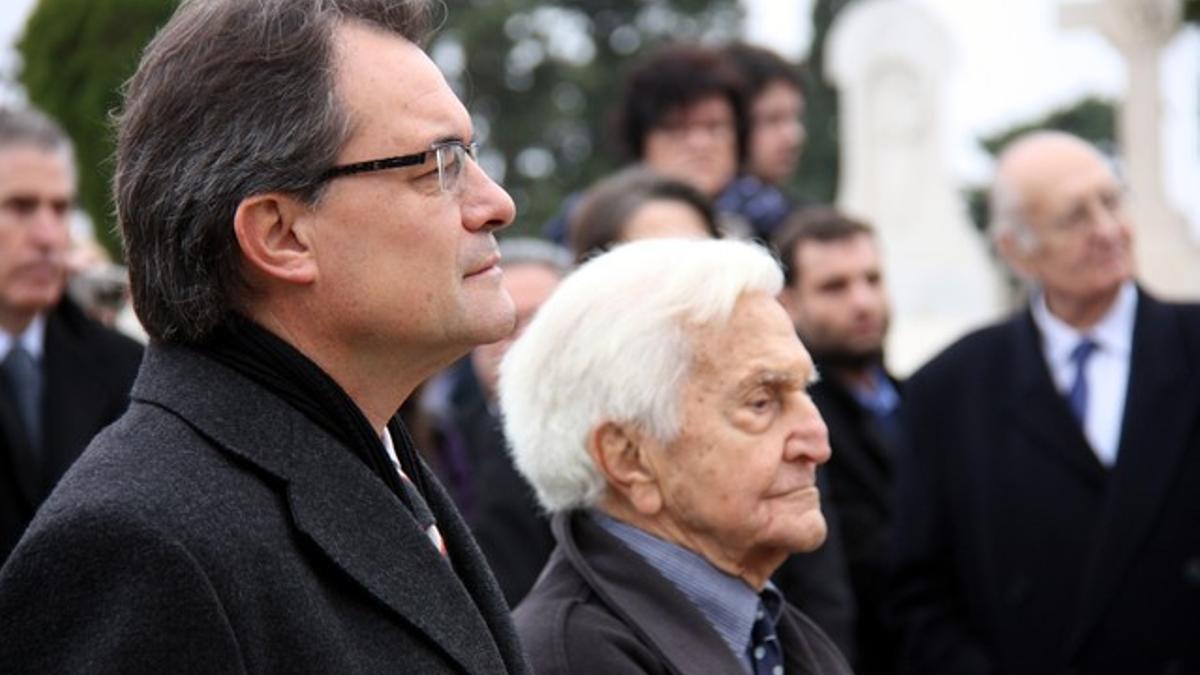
left=1063, top=292, right=1200, bottom=656
left=133, top=345, right=508, bottom=675
left=557, top=511, right=748, bottom=675
left=1004, top=313, right=1108, bottom=490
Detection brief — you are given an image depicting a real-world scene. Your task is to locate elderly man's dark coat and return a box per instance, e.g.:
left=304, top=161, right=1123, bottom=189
left=515, top=510, right=853, bottom=675
left=0, top=344, right=529, bottom=674
left=890, top=290, right=1200, bottom=675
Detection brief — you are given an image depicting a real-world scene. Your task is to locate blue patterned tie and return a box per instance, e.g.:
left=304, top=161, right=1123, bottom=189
left=1067, top=338, right=1097, bottom=425
left=2, top=345, right=42, bottom=450
left=749, top=589, right=785, bottom=675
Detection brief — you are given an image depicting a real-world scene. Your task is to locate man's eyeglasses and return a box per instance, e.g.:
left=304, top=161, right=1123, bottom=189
left=318, top=140, right=479, bottom=193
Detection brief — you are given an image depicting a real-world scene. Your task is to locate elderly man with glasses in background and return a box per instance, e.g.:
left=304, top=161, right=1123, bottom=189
left=891, top=131, right=1200, bottom=675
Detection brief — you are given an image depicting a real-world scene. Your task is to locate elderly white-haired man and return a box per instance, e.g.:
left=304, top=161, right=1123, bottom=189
left=500, top=238, right=853, bottom=675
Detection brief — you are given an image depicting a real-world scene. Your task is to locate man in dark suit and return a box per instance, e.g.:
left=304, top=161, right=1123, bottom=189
left=891, top=131, right=1200, bottom=675
left=775, top=207, right=902, bottom=675
left=0, top=2, right=529, bottom=673
left=0, top=106, right=142, bottom=565
left=502, top=238, right=852, bottom=674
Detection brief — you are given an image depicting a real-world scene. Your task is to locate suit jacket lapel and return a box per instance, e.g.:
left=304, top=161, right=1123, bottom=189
left=1005, top=312, right=1108, bottom=490
left=133, top=345, right=507, bottom=675
left=1064, top=292, right=1200, bottom=656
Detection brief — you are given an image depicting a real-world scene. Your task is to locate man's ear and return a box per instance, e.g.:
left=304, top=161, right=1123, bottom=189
left=994, top=230, right=1035, bottom=280
left=588, top=421, right=663, bottom=516
left=233, top=193, right=318, bottom=285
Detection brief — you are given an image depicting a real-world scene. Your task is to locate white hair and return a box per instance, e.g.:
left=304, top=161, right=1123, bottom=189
left=498, top=238, right=784, bottom=513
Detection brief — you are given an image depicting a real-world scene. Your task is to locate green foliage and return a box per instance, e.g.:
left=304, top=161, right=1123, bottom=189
left=964, top=97, right=1116, bottom=232
left=18, top=0, right=177, bottom=260
left=1187, top=0, right=1199, bottom=25
left=435, top=0, right=741, bottom=237
left=790, top=0, right=852, bottom=205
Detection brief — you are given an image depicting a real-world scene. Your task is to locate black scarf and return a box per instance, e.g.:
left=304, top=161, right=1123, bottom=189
left=200, top=313, right=433, bottom=511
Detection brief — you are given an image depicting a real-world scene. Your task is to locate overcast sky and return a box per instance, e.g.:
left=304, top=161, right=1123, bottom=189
left=1, top=0, right=1197, bottom=235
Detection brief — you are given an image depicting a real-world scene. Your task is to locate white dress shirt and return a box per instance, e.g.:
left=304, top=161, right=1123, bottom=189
left=1030, top=281, right=1136, bottom=467
left=0, top=314, right=47, bottom=362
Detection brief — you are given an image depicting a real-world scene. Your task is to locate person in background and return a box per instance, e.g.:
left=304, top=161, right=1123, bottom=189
left=718, top=43, right=808, bottom=240
left=0, top=105, right=142, bottom=566
left=775, top=207, right=902, bottom=674
left=420, top=237, right=571, bottom=606
left=503, top=238, right=853, bottom=675
left=544, top=42, right=748, bottom=242
left=568, top=166, right=718, bottom=262
left=891, top=130, right=1200, bottom=674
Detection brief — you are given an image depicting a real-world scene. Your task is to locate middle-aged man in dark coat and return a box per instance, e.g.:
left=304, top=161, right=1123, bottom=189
left=890, top=130, right=1200, bottom=675
left=501, top=238, right=853, bottom=675
left=775, top=208, right=902, bottom=675
left=0, top=106, right=143, bottom=566
left=0, top=1, right=530, bottom=673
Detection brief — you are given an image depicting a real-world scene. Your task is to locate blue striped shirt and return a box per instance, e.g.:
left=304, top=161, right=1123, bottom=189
left=593, top=511, right=783, bottom=674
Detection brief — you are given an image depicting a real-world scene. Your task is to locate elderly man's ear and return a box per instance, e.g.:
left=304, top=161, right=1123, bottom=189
left=589, top=422, right=664, bottom=516
left=233, top=193, right=319, bottom=286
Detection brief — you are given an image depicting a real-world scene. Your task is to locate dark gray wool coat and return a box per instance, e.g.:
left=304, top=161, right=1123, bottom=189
left=0, top=343, right=530, bottom=675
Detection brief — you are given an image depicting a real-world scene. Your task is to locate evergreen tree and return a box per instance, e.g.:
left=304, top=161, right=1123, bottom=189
left=18, top=0, right=177, bottom=260
left=790, top=0, right=852, bottom=206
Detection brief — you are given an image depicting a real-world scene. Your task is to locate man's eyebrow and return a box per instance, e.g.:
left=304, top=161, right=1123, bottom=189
left=741, top=368, right=814, bottom=389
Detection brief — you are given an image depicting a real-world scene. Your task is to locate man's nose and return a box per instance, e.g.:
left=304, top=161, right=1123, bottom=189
left=461, top=161, right=515, bottom=233
left=785, top=397, right=831, bottom=465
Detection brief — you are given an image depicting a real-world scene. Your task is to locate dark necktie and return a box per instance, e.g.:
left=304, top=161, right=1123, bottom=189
left=750, top=590, right=785, bottom=675
left=1067, top=338, right=1098, bottom=425
left=2, top=344, right=42, bottom=450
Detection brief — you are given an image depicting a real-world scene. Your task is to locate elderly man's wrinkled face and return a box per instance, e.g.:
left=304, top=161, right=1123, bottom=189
left=1000, top=138, right=1134, bottom=315
left=649, top=291, right=830, bottom=583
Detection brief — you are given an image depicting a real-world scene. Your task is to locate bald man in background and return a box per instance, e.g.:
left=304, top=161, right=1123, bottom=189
left=890, top=131, right=1200, bottom=675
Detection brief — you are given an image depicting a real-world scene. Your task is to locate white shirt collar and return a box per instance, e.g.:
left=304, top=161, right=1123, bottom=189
left=1031, top=281, right=1137, bottom=367
left=0, top=314, right=48, bottom=362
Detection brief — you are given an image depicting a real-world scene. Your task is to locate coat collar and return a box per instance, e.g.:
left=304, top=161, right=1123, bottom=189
left=552, top=510, right=841, bottom=675
left=132, top=343, right=513, bottom=675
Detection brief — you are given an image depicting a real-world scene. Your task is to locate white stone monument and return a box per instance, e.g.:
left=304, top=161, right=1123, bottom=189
left=827, top=0, right=1006, bottom=375
left=1061, top=0, right=1200, bottom=300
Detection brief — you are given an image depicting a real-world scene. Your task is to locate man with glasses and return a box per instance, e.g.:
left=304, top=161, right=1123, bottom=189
left=0, top=106, right=142, bottom=567
left=0, top=1, right=528, bottom=673
left=890, top=131, right=1200, bottom=674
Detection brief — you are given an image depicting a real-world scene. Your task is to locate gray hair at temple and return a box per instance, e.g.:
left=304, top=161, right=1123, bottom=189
left=0, top=106, right=75, bottom=174
left=498, top=238, right=783, bottom=513
left=114, top=0, right=434, bottom=344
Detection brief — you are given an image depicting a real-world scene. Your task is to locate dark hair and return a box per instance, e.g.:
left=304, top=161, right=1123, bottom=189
left=613, top=43, right=749, bottom=165
left=772, top=207, right=874, bottom=286
left=722, top=42, right=804, bottom=100
left=569, top=166, right=719, bottom=263
left=114, top=0, right=433, bottom=344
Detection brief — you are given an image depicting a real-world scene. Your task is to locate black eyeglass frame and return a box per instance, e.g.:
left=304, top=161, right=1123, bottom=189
left=317, top=140, right=479, bottom=191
